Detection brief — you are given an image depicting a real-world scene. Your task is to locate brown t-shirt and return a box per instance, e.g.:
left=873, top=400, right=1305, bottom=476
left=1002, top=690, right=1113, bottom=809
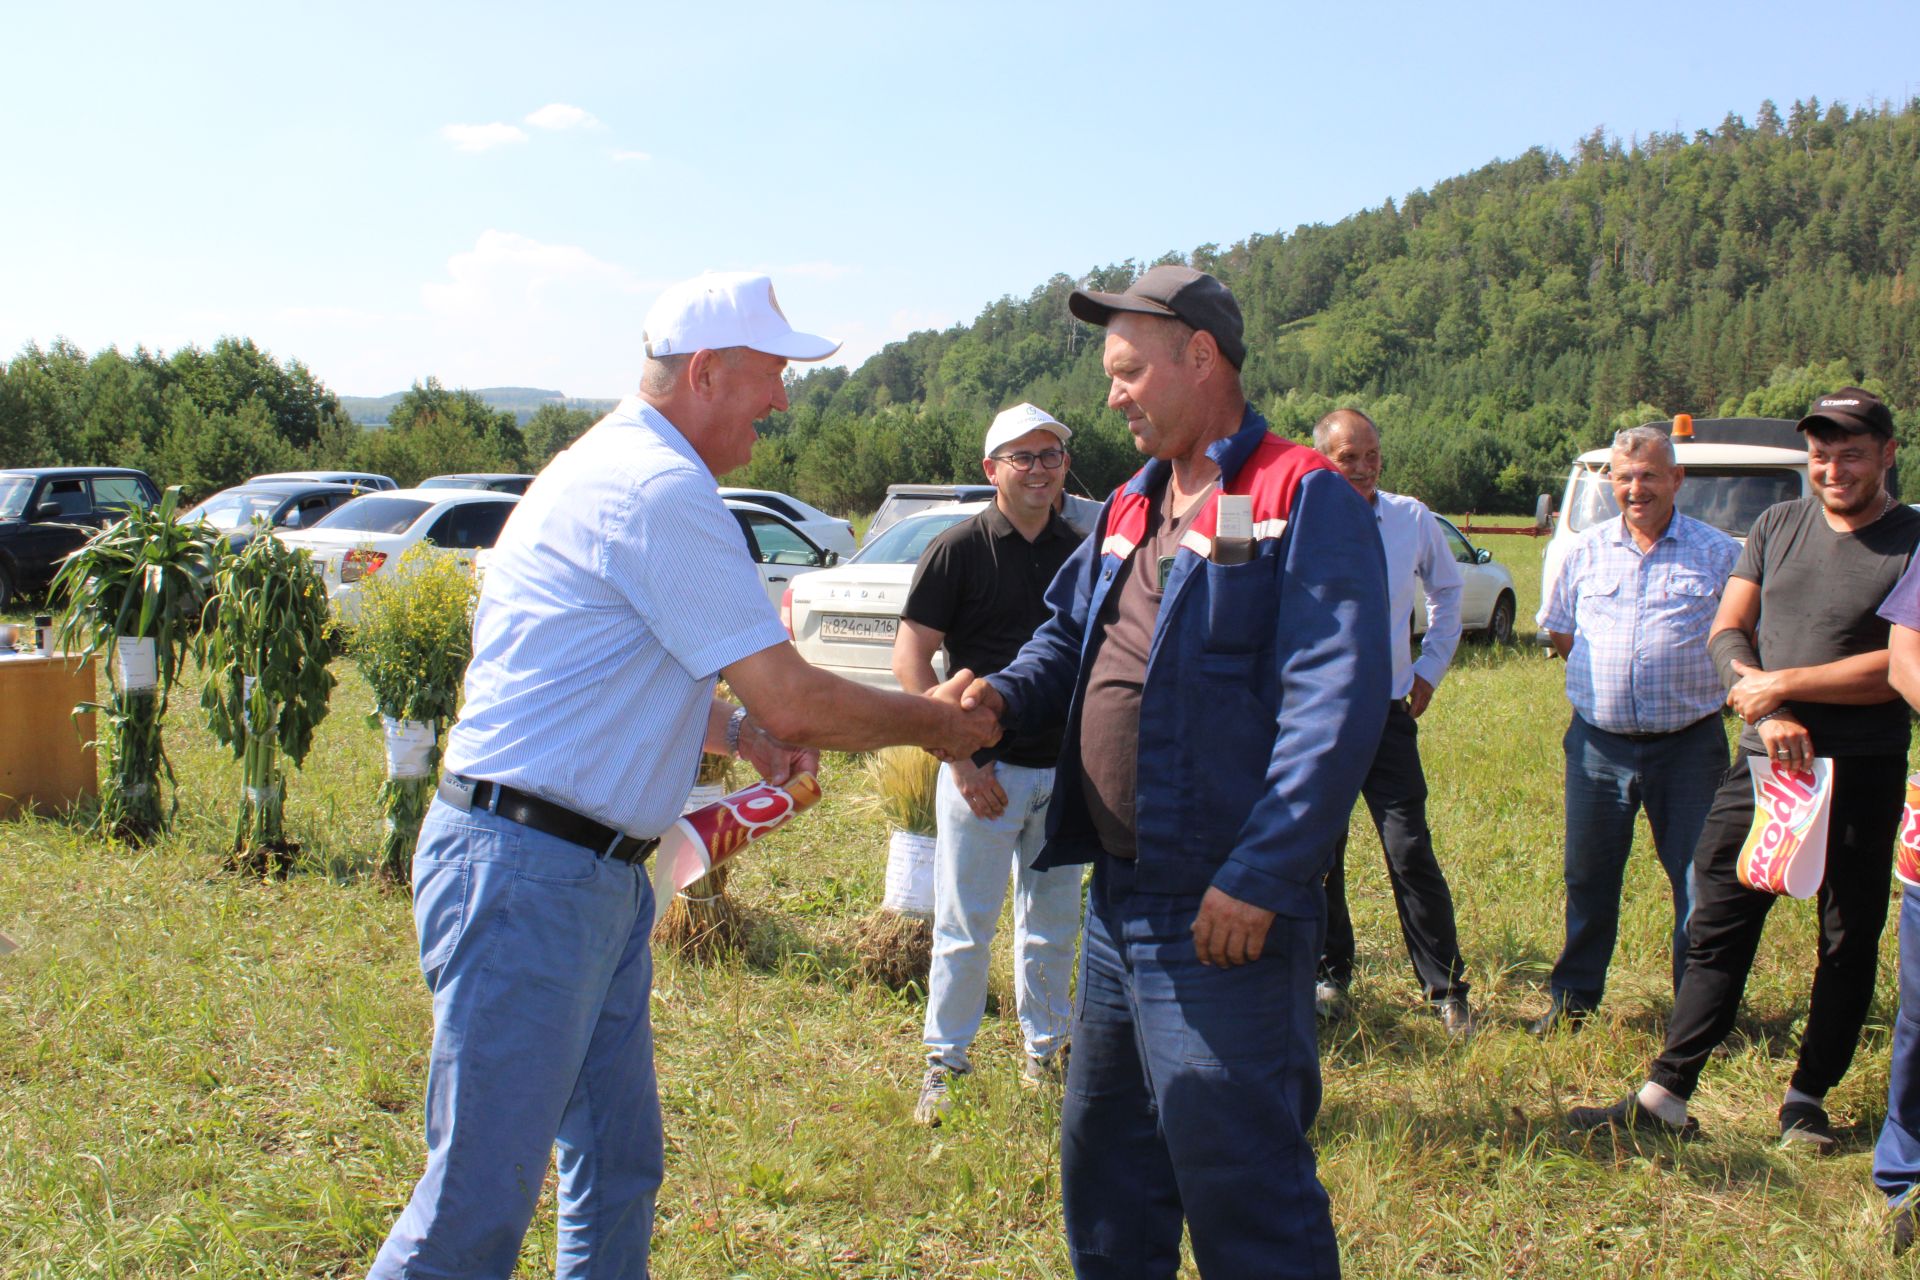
left=1078, top=486, right=1208, bottom=858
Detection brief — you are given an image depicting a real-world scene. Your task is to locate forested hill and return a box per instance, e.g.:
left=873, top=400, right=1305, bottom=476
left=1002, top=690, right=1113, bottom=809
left=338, top=387, right=618, bottom=427
left=3, top=96, right=1915, bottom=512
left=735, top=96, right=1920, bottom=514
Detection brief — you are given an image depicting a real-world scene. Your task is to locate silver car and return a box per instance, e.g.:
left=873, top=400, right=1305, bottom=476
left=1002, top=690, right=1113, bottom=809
left=786, top=503, right=990, bottom=688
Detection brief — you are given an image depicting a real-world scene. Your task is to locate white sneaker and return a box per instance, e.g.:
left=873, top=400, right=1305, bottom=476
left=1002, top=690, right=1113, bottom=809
left=1022, top=1043, right=1070, bottom=1089
left=1314, top=980, right=1350, bottom=1021
left=914, top=1064, right=961, bottom=1125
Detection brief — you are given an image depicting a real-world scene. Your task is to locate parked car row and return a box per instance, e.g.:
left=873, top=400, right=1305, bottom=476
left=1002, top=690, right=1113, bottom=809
left=2, top=466, right=1516, bottom=653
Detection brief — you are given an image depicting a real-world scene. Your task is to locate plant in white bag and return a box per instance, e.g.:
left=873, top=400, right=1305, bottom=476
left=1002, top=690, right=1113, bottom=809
left=853, top=746, right=939, bottom=989
left=50, top=488, right=222, bottom=842
left=197, top=533, right=335, bottom=875
left=349, top=545, right=476, bottom=885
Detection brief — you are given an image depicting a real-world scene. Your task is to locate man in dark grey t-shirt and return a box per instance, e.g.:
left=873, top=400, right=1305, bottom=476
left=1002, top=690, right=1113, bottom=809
left=1570, top=387, right=1920, bottom=1150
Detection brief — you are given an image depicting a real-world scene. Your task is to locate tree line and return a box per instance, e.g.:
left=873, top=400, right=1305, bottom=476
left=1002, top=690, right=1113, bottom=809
left=5, top=95, right=1917, bottom=513
left=0, top=340, right=599, bottom=496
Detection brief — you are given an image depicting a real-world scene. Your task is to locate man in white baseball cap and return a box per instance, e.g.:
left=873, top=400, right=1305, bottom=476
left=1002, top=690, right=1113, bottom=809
left=641, top=270, right=841, bottom=362
left=369, top=273, right=1002, bottom=1279
left=893, top=401, right=1086, bottom=1125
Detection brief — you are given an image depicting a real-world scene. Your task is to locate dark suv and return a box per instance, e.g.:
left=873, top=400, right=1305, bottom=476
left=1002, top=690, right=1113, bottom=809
left=0, top=467, right=161, bottom=608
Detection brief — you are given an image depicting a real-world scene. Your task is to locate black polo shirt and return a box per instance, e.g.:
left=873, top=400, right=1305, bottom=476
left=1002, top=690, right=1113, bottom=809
left=902, top=503, right=1084, bottom=767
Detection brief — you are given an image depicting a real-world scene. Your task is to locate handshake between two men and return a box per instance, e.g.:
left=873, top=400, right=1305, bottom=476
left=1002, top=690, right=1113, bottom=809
left=719, top=642, right=1005, bottom=789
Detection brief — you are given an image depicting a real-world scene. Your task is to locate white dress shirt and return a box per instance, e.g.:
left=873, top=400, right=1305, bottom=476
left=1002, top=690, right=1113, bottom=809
left=1371, top=490, right=1464, bottom=701
left=445, top=397, right=789, bottom=837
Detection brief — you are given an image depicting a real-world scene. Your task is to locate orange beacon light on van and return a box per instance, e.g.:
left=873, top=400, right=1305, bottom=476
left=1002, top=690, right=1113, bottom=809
left=1672, top=412, right=1694, bottom=439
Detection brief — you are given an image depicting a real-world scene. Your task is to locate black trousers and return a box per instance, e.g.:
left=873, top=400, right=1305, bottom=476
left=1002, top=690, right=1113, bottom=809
left=1320, top=700, right=1469, bottom=1002
left=1649, top=751, right=1907, bottom=1101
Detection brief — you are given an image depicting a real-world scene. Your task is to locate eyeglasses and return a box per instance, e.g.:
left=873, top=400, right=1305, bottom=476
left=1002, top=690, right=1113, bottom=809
left=990, top=448, right=1067, bottom=472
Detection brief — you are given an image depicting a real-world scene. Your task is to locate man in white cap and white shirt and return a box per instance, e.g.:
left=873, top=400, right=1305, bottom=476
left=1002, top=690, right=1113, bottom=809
left=368, top=271, right=1002, bottom=1279
left=892, top=403, right=1089, bottom=1123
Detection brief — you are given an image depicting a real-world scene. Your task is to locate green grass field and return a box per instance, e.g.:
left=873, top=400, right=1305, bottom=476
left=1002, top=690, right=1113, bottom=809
left=4, top=531, right=1919, bottom=1277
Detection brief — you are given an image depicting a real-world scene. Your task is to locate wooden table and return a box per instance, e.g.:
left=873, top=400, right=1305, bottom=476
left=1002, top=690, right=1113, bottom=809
left=0, top=653, right=97, bottom=819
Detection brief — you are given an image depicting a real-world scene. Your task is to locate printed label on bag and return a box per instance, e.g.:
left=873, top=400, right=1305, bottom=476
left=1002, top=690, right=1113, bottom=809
left=115, top=637, right=158, bottom=692
left=382, top=717, right=437, bottom=779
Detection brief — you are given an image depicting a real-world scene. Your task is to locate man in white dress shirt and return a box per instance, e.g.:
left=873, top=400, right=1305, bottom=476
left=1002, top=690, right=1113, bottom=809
left=1312, top=408, right=1474, bottom=1035
left=368, top=272, right=1000, bottom=1280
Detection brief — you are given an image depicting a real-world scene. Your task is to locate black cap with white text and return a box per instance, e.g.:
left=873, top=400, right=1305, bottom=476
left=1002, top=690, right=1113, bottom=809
left=1797, top=386, right=1894, bottom=439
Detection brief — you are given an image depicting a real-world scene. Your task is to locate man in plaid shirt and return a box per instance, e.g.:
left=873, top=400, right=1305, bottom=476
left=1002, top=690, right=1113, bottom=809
left=1531, top=426, right=1738, bottom=1034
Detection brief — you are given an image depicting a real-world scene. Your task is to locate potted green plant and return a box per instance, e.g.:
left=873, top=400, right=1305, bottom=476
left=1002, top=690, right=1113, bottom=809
left=50, top=488, right=222, bottom=842
left=349, top=544, right=477, bottom=885
left=853, top=746, right=939, bottom=989
left=196, top=532, right=335, bottom=874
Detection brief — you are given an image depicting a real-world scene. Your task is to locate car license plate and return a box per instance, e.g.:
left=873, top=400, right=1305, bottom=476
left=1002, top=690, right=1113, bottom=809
left=820, top=614, right=896, bottom=643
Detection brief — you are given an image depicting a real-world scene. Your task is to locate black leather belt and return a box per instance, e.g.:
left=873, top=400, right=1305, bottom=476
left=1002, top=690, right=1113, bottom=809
left=1611, top=713, right=1721, bottom=743
left=438, top=774, right=658, bottom=864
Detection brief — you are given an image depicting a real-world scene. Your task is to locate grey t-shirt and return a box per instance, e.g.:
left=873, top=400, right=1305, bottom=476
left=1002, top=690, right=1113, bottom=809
left=1733, top=496, right=1920, bottom=756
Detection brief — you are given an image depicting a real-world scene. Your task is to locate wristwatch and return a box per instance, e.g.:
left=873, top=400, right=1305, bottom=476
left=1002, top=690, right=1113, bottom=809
left=725, top=705, right=749, bottom=758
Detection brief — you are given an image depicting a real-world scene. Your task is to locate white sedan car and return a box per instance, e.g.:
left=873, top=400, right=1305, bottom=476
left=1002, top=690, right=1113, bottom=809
left=786, top=503, right=989, bottom=689
left=1418, top=517, right=1517, bottom=645
left=723, top=498, right=839, bottom=606
left=718, top=487, right=856, bottom=557
left=278, top=487, right=520, bottom=622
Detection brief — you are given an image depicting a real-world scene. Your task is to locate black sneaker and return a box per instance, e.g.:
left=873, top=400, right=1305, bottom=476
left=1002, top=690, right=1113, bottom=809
left=1778, top=1100, right=1838, bottom=1153
left=1528, top=999, right=1591, bottom=1037
left=1436, top=996, right=1476, bottom=1040
left=1894, top=1198, right=1919, bottom=1256
left=1567, top=1094, right=1700, bottom=1140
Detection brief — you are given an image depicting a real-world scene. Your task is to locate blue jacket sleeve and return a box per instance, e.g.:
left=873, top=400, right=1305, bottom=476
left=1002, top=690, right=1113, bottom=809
left=984, top=500, right=1105, bottom=736
left=1210, top=469, right=1393, bottom=915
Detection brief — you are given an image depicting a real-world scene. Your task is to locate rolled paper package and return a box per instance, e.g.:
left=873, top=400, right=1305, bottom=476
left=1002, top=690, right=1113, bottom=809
left=1736, top=756, right=1833, bottom=898
left=1897, top=772, right=1920, bottom=890
left=649, top=773, right=823, bottom=914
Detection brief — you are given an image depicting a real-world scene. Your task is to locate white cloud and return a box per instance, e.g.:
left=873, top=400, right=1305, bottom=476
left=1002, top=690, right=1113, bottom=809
left=610, top=148, right=652, bottom=162
left=441, top=122, right=528, bottom=153
left=421, top=230, right=648, bottom=318
left=526, top=103, right=600, bottom=131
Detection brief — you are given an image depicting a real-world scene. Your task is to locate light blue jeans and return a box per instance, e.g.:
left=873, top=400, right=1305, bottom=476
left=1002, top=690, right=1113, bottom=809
left=923, top=761, right=1082, bottom=1071
left=368, top=797, right=661, bottom=1279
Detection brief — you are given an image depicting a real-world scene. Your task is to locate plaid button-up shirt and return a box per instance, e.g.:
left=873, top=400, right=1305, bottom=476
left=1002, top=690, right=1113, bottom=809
left=1540, top=512, right=1739, bottom=734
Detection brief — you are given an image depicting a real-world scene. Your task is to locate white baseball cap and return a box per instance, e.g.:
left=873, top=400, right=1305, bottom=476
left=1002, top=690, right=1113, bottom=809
left=983, top=403, right=1072, bottom=459
left=642, top=271, right=841, bottom=362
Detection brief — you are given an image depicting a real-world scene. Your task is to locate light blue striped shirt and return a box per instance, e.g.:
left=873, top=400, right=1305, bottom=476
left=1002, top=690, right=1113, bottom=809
left=1372, top=491, right=1463, bottom=700
left=444, top=396, right=789, bottom=836
left=1540, top=511, right=1738, bottom=734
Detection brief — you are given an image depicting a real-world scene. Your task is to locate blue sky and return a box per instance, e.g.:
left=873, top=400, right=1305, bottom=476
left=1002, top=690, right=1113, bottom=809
left=3, top=1, right=1916, bottom=400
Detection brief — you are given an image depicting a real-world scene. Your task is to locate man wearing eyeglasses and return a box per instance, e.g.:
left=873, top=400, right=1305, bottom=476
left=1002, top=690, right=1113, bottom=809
left=893, top=402, right=1089, bottom=1124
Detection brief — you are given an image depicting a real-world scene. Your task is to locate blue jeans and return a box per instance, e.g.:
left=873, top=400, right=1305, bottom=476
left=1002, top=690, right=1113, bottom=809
left=924, top=761, right=1081, bottom=1070
left=1550, top=713, right=1724, bottom=1011
left=1061, top=857, right=1338, bottom=1279
left=368, top=798, right=661, bottom=1280
left=1877, top=886, right=1920, bottom=1204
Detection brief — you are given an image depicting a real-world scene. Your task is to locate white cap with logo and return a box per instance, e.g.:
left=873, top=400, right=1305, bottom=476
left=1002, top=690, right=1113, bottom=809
left=983, top=402, right=1072, bottom=459
left=642, top=271, right=841, bottom=361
